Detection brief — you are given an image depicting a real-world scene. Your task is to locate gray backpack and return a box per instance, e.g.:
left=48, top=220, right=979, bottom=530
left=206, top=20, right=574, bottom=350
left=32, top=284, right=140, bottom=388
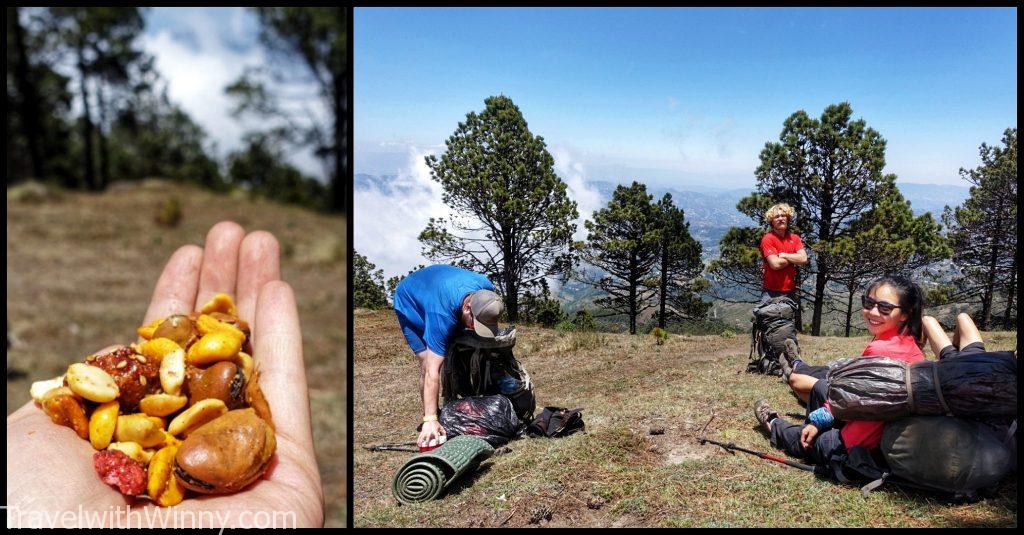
left=748, top=296, right=798, bottom=375
left=879, top=416, right=1015, bottom=501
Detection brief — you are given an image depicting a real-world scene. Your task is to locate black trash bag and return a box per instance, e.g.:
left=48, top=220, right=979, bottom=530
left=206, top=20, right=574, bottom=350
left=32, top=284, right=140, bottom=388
left=439, top=395, right=520, bottom=447
left=748, top=296, right=798, bottom=376
left=826, top=351, right=1017, bottom=421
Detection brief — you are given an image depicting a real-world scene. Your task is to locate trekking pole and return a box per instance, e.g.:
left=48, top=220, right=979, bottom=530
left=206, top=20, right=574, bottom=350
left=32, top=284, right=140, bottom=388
left=698, top=436, right=815, bottom=472
left=365, top=441, right=420, bottom=453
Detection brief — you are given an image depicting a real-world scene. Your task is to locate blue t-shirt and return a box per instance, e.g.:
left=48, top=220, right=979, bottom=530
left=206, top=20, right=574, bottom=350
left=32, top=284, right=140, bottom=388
left=393, top=265, right=495, bottom=356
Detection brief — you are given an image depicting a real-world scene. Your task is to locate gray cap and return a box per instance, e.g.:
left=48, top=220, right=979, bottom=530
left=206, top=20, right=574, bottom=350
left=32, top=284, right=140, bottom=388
left=469, top=290, right=503, bottom=338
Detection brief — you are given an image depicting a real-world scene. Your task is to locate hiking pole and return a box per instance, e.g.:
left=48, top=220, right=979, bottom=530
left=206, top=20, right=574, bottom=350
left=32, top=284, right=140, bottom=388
left=698, top=436, right=815, bottom=472
left=365, top=441, right=420, bottom=453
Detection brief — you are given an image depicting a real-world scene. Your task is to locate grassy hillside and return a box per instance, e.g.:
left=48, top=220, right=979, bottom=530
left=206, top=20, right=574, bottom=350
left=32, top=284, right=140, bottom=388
left=6, top=180, right=347, bottom=527
left=354, top=309, right=1016, bottom=527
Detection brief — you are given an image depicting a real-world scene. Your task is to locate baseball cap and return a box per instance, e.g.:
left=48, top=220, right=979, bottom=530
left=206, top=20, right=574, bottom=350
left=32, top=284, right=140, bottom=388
left=469, top=290, right=503, bottom=338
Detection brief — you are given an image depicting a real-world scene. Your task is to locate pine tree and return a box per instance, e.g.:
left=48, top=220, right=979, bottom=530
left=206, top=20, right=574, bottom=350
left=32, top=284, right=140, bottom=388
left=942, top=128, right=1017, bottom=329
left=580, top=182, right=661, bottom=334
left=653, top=194, right=709, bottom=328
left=419, top=95, right=578, bottom=322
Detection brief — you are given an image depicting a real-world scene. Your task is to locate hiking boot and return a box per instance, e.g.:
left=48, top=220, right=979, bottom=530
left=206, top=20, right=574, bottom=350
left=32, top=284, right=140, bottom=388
left=754, top=399, right=779, bottom=434
left=780, top=339, right=800, bottom=380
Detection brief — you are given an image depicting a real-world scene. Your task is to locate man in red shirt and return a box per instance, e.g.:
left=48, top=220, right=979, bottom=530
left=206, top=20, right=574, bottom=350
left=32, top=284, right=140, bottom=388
left=759, top=203, right=808, bottom=303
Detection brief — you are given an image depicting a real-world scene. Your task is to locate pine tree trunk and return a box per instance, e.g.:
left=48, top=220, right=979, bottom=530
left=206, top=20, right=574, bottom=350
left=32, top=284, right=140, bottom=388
left=980, top=197, right=1004, bottom=330
left=11, top=6, right=44, bottom=182
left=658, top=243, right=667, bottom=329
left=96, top=80, right=110, bottom=190
left=76, top=45, right=97, bottom=191
left=1003, top=256, right=1016, bottom=329
left=844, top=285, right=855, bottom=337
left=629, top=251, right=637, bottom=335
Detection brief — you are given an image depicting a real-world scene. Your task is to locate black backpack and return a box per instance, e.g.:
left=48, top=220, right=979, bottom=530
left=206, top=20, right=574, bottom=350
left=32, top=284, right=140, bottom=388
left=748, top=297, right=798, bottom=375
left=825, top=417, right=1016, bottom=502
left=526, top=407, right=585, bottom=438
left=442, top=327, right=536, bottom=425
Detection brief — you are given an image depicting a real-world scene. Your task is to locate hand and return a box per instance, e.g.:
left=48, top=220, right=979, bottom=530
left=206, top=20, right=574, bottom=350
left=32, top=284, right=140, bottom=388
left=418, top=420, right=447, bottom=448
left=800, top=424, right=819, bottom=450
left=6, top=222, right=324, bottom=528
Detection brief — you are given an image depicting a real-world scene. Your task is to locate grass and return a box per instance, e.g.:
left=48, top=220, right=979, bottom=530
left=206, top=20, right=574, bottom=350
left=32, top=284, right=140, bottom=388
left=6, top=180, right=347, bottom=527
left=354, top=309, right=1016, bottom=527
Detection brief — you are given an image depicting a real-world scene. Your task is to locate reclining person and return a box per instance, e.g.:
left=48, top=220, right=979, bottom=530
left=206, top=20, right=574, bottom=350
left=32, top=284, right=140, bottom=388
left=754, top=276, right=926, bottom=465
left=921, top=312, right=986, bottom=361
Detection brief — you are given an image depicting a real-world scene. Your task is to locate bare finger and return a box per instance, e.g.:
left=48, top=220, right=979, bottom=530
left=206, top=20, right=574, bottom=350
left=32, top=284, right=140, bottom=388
left=235, top=231, right=281, bottom=325
left=195, top=221, right=247, bottom=308
left=141, top=245, right=204, bottom=326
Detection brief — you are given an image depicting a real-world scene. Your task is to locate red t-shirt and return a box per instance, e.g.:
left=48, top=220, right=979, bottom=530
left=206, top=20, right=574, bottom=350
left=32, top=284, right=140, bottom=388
left=761, top=232, right=803, bottom=292
left=827, top=331, right=925, bottom=452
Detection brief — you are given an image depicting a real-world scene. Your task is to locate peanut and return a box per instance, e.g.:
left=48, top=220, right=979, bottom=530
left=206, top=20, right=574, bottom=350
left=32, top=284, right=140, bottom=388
left=186, top=331, right=242, bottom=367
left=147, top=445, right=186, bottom=507
left=30, top=375, right=66, bottom=403
left=159, top=349, right=186, bottom=395
left=107, top=441, right=155, bottom=464
left=139, top=394, right=187, bottom=417
left=115, top=414, right=166, bottom=448
left=168, top=399, right=227, bottom=437
left=41, top=387, right=89, bottom=439
left=234, top=352, right=254, bottom=381
left=196, top=314, right=246, bottom=341
left=89, top=401, right=120, bottom=450
left=138, top=338, right=180, bottom=364
left=66, top=363, right=119, bottom=403
left=199, top=293, right=237, bottom=317
left=137, top=318, right=164, bottom=340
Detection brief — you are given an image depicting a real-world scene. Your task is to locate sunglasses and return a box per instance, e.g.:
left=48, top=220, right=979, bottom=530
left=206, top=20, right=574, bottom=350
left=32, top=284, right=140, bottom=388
left=861, top=295, right=900, bottom=315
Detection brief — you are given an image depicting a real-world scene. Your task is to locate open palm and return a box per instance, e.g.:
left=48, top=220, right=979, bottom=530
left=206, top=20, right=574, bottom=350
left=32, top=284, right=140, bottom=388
left=6, top=222, right=324, bottom=528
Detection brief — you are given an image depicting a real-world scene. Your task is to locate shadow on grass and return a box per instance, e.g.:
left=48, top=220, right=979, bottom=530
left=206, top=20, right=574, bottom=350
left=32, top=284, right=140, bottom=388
left=443, top=461, right=495, bottom=498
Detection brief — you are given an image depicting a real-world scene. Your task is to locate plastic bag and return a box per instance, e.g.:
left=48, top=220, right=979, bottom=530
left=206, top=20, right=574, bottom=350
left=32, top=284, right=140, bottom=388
left=826, top=351, right=1017, bottom=421
left=439, top=395, right=520, bottom=447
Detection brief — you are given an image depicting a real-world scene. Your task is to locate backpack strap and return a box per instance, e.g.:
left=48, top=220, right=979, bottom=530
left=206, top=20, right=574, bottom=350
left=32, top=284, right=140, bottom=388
left=905, top=361, right=917, bottom=415
left=860, top=473, right=888, bottom=497
left=931, top=362, right=952, bottom=416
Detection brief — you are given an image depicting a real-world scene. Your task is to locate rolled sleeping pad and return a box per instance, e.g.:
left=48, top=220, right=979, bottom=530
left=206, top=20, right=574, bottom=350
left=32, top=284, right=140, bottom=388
left=391, top=435, right=494, bottom=505
left=826, top=351, right=1017, bottom=421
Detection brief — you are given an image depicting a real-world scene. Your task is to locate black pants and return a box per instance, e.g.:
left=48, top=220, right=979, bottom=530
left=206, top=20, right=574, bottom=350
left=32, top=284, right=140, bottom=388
left=793, top=361, right=830, bottom=381
left=769, top=379, right=845, bottom=465
left=939, top=341, right=985, bottom=360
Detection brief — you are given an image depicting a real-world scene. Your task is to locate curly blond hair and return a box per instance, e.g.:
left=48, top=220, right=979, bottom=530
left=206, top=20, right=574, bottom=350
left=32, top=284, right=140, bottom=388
left=764, top=203, right=795, bottom=225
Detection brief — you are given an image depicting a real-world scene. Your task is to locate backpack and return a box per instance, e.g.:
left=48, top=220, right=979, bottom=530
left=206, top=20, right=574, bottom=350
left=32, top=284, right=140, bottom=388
left=748, top=297, right=798, bottom=375
left=442, top=327, right=536, bottom=425
left=526, top=407, right=585, bottom=438
left=826, top=417, right=1016, bottom=502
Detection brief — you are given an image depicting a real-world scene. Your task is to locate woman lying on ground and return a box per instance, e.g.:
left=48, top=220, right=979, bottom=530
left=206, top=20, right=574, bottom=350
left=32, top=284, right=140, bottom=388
left=922, top=312, right=985, bottom=361
left=753, top=275, right=926, bottom=466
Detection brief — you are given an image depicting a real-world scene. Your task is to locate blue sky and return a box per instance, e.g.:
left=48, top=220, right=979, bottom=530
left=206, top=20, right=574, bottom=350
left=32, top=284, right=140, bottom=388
left=355, top=7, right=1017, bottom=188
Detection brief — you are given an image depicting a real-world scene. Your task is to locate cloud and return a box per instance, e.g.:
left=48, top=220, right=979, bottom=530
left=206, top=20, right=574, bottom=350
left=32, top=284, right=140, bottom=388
left=353, top=146, right=450, bottom=279
left=552, top=146, right=604, bottom=241
left=140, top=8, right=326, bottom=180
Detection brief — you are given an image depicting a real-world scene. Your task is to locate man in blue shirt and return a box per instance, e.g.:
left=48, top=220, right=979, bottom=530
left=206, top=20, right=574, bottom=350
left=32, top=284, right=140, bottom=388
left=393, top=264, right=504, bottom=448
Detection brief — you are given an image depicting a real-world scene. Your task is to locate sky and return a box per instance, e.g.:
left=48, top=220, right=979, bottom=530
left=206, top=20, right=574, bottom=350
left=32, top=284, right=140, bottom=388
left=140, top=7, right=325, bottom=179
left=353, top=7, right=1017, bottom=278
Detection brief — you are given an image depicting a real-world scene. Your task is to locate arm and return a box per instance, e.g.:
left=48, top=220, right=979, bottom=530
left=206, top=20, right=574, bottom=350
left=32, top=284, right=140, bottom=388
left=781, top=248, right=809, bottom=266
left=417, top=349, right=446, bottom=446
left=764, top=254, right=790, bottom=270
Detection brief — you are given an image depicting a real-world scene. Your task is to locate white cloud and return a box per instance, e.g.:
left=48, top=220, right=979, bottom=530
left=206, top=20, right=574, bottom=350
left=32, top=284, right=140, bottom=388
left=353, top=146, right=451, bottom=280
left=140, top=8, right=326, bottom=180
left=552, top=146, right=604, bottom=241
